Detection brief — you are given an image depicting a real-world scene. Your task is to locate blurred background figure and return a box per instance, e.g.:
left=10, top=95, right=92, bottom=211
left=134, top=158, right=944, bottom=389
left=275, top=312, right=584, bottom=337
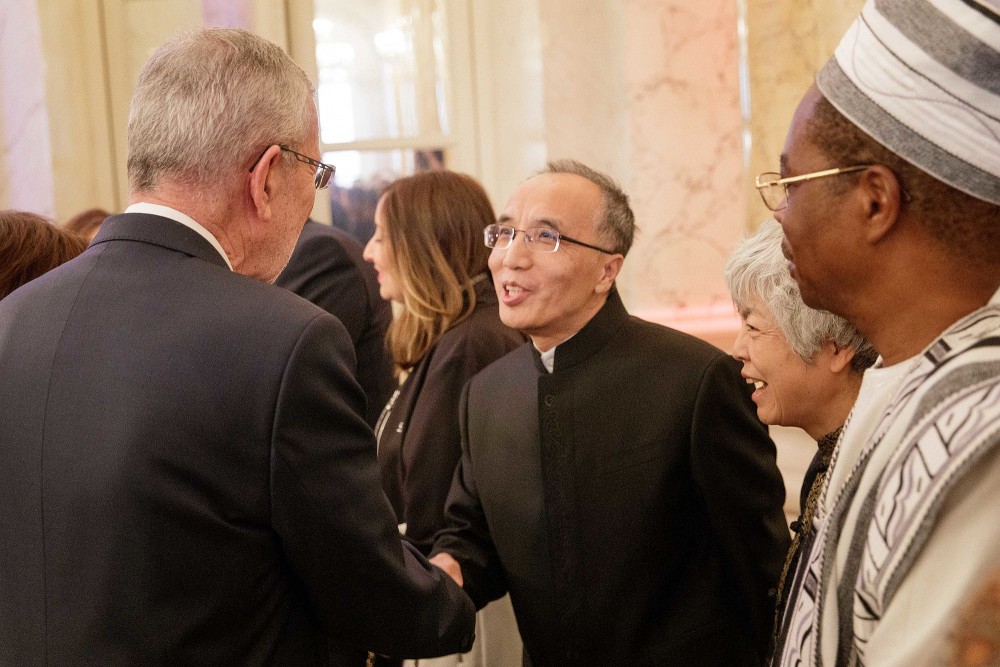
left=363, top=170, right=524, bottom=666
left=275, top=219, right=395, bottom=427
left=1, top=209, right=86, bottom=300
left=63, top=207, right=111, bottom=243
left=724, top=218, right=877, bottom=653
left=333, top=172, right=395, bottom=244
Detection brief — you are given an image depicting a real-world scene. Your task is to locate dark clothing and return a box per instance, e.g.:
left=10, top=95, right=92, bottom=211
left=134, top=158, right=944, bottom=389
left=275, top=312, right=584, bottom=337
left=771, top=427, right=840, bottom=660
left=0, top=213, right=474, bottom=665
left=798, top=429, right=839, bottom=515
left=276, top=219, right=394, bottom=427
left=434, top=290, right=790, bottom=667
left=376, top=276, right=525, bottom=556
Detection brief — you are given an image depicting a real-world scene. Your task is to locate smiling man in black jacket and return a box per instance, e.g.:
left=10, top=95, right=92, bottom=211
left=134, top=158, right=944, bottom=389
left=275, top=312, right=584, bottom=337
left=431, top=160, right=789, bottom=666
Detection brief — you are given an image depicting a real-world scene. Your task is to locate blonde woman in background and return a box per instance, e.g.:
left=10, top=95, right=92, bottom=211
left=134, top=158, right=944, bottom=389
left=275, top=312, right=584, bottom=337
left=363, top=170, right=525, bottom=667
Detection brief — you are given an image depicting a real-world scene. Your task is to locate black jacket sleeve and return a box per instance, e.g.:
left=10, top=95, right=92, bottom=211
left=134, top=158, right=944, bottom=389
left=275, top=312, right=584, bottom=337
left=270, top=313, right=475, bottom=658
left=689, top=353, right=790, bottom=663
left=430, top=381, right=508, bottom=610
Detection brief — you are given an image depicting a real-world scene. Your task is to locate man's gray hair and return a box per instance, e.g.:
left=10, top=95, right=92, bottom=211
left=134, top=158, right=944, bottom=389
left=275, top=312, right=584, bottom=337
left=127, top=28, right=314, bottom=192
left=542, top=160, right=635, bottom=256
left=724, top=219, right=876, bottom=373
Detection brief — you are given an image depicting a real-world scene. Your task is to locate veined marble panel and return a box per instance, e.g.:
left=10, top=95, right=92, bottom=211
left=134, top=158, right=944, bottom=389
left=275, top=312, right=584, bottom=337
left=741, top=0, right=866, bottom=229
left=618, top=0, right=744, bottom=326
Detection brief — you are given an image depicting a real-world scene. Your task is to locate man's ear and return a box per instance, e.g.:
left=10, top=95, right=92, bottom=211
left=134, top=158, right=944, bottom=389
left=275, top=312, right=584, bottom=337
left=248, top=145, right=283, bottom=220
left=855, top=165, right=905, bottom=244
left=596, top=253, right=624, bottom=295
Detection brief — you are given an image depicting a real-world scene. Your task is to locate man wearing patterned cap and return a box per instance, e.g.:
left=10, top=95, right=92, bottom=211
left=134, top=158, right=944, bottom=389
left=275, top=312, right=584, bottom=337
left=760, top=0, right=1000, bottom=665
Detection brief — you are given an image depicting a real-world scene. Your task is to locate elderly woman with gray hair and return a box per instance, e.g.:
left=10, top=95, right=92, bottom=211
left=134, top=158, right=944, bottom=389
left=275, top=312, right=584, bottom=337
left=723, top=218, right=877, bottom=649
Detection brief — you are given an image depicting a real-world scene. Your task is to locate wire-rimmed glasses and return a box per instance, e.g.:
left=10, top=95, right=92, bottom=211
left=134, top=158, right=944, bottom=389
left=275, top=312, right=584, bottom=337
left=484, top=223, right=615, bottom=254
left=249, top=145, right=336, bottom=190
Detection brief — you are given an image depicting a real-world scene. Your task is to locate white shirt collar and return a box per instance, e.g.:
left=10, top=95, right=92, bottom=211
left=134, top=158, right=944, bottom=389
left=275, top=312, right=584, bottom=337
left=537, top=345, right=556, bottom=373
left=125, top=202, right=232, bottom=270
left=534, top=330, right=580, bottom=373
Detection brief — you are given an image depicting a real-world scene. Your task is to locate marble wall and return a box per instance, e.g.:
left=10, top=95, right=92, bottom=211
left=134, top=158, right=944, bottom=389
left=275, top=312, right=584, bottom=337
left=740, top=0, right=866, bottom=232
left=618, top=0, right=747, bottom=346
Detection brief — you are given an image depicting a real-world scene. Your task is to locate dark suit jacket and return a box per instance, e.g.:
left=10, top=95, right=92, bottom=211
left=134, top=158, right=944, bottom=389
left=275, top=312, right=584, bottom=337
left=376, top=276, right=525, bottom=555
left=0, top=213, right=474, bottom=665
left=434, top=290, right=790, bottom=666
left=275, top=219, right=395, bottom=428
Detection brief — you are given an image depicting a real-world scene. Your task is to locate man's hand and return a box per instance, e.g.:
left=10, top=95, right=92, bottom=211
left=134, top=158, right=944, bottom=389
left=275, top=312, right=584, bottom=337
left=429, top=552, right=463, bottom=587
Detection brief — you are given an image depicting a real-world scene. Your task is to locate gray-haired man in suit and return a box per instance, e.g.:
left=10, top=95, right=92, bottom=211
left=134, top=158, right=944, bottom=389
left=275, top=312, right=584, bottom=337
left=0, top=28, right=472, bottom=665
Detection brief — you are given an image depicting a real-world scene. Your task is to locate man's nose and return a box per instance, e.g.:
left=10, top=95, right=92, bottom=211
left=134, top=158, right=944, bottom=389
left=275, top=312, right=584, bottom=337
left=502, top=232, right=532, bottom=268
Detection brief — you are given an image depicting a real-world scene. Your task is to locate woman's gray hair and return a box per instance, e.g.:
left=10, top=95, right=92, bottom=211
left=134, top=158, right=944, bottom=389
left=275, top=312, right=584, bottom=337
left=724, top=219, right=877, bottom=373
left=542, top=159, right=635, bottom=256
left=127, top=28, right=314, bottom=192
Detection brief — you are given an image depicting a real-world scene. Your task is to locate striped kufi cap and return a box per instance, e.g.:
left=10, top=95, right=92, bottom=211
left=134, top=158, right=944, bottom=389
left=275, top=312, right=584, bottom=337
left=817, top=0, right=1000, bottom=205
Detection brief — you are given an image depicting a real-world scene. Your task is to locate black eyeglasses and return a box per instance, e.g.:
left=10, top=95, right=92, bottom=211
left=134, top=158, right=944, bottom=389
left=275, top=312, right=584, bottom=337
left=249, top=145, right=336, bottom=190
left=484, top=223, right=616, bottom=254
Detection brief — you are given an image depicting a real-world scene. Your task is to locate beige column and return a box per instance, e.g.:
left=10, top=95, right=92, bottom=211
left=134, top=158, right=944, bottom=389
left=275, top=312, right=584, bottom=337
left=740, top=0, right=865, bottom=230
left=35, top=1, right=117, bottom=220
left=536, top=0, right=628, bottom=186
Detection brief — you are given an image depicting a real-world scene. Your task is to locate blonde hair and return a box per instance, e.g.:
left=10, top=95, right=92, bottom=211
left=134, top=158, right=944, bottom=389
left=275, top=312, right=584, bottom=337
left=380, top=171, right=494, bottom=370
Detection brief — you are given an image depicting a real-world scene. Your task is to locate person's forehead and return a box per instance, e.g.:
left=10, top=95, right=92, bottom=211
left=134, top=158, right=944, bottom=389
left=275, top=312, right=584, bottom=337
left=741, top=292, right=771, bottom=317
left=503, top=173, right=601, bottom=227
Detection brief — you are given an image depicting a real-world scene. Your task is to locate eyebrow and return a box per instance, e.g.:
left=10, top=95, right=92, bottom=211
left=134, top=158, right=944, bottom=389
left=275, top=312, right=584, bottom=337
left=496, top=214, right=564, bottom=232
left=779, top=154, right=789, bottom=175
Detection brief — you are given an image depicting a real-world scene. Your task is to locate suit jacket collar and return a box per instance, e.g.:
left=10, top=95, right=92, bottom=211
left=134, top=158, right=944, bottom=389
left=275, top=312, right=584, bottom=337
left=92, top=213, right=230, bottom=270
left=536, top=287, right=628, bottom=374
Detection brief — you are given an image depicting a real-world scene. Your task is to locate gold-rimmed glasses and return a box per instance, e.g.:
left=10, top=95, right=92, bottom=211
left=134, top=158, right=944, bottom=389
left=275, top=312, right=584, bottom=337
left=754, top=165, right=872, bottom=211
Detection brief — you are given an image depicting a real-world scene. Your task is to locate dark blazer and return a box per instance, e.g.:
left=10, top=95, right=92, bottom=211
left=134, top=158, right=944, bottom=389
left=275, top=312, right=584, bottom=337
left=434, top=289, right=790, bottom=667
left=376, top=276, right=525, bottom=555
left=275, top=219, right=395, bottom=428
left=0, top=213, right=474, bottom=665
